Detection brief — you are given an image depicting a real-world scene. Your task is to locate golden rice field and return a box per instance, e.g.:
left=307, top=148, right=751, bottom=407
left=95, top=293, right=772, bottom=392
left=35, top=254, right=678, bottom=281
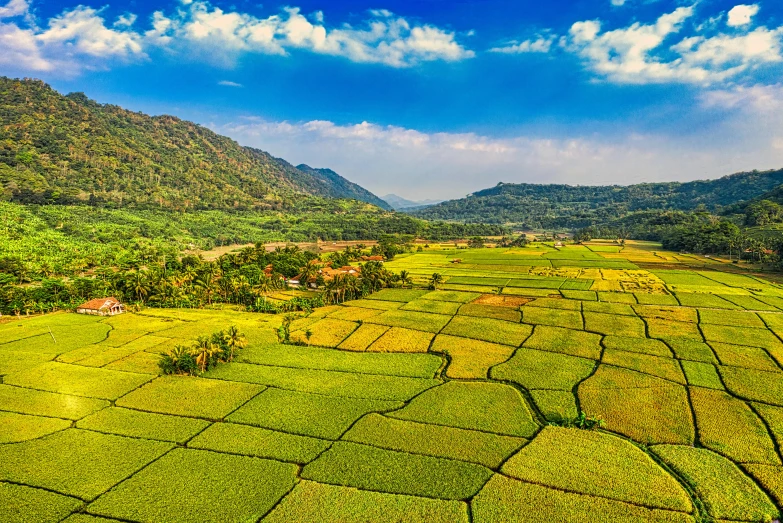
left=1, top=241, right=783, bottom=522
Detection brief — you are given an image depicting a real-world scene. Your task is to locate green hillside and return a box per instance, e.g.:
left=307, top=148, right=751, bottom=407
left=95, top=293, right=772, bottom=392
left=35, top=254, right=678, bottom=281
left=414, top=172, right=783, bottom=228
left=0, top=77, right=386, bottom=210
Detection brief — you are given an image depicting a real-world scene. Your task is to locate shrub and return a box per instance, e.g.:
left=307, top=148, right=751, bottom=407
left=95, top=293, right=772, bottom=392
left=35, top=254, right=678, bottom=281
left=159, top=326, right=248, bottom=375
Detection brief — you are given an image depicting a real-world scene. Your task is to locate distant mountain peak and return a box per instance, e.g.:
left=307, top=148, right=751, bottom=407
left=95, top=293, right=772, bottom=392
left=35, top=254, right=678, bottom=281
left=382, top=194, right=443, bottom=211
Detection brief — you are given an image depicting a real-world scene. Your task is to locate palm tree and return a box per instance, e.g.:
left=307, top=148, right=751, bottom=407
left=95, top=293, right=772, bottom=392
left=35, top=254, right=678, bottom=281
left=399, top=270, right=413, bottom=288
left=128, top=270, right=150, bottom=303
left=192, top=336, right=221, bottom=373
left=222, top=326, right=248, bottom=361
left=429, top=273, right=444, bottom=290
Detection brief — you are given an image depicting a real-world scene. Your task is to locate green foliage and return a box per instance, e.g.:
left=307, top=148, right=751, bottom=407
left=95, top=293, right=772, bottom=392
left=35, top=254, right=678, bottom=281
left=653, top=444, right=779, bottom=521
left=0, top=482, right=82, bottom=523
left=389, top=381, right=538, bottom=437
left=188, top=422, right=330, bottom=463
left=343, top=413, right=525, bottom=468
left=547, top=412, right=606, bottom=430
left=0, top=428, right=173, bottom=500
left=76, top=407, right=209, bottom=443
left=87, top=448, right=298, bottom=523
left=502, top=427, right=692, bottom=512
left=116, top=376, right=264, bottom=419
left=228, top=387, right=403, bottom=439
left=302, top=441, right=493, bottom=500
left=264, top=480, right=470, bottom=523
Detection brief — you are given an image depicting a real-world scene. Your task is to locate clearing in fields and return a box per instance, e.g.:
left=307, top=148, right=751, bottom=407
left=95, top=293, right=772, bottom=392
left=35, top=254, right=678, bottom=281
left=1, top=241, right=783, bottom=522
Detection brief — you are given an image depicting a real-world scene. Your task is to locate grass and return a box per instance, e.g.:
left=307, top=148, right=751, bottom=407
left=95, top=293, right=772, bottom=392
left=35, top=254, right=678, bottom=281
left=664, top=339, right=718, bottom=363
left=584, top=312, right=647, bottom=338
left=188, top=422, right=330, bottom=463
left=442, top=316, right=532, bottom=346
left=634, top=305, right=698, bottom=323
left=583, top=301, right=636, bottom=316
left=0, top=384, right=108, bottom=420
left=239, top=343, right=441, bottom=378
left=529, top=390, right=579, bottom=422
left=681, top=361, right=723, bottom=389
left=744, top=464, right=783, bottom=509
left=719, top=366, right=783, bottom=406
left=754, top=403, right=783, bottom=449
left=645, top=318, right=703, bottom=340
left=366, top=289, right=429, bottom=302
left=603, top=336, right=672, bottom=357
left=227, top=387, right=402, bottom=439
left=701, top=324, right=783, bottom=352
left=699, top=309, right=764, bottom=328
left=561, top=289, right=597, bottom=301
left=579, top=366, right=695, bottom=445
left=367, top=327, right=435, bottom=353
left=343, top=413, right=525, bottom=468
left=0, top=429, right=173, bottom=500
left=502, top=426, right=692, bottom=512
left=472, top=475, right=696, bottom=523
left=365, top=310, right=453, bottom=333
left=690, top=387, right=780, bottom=465
left=4, top=362, right=153, bottom=400
left=675, top=293, right=740, bottom=309
left=491, top=348, right=595, bottom=390
left=336, top=323, right=390, bottom=351
left=0, top=482, right=82, bottom=523
left=457, top=303, right=522, bottom=322
left=421, top=290, right=482, bottom=303
left=635, top=293, right=679, bottom=306
left=524, top=325, right=603, bottom=360
left=207, top=363, right=440, bottom=401
left=401, top=299, right=462, bottom=315
left=327, top=306, right=383, bottom=322
left=263, top=480, right=470, bottom=522
left=521, top=307, right=583, bottom=330
left=0, top=411, right=70, bottom=443
left=710, top=342, right=780, bottom=371
left=597, top=292, right=638, bottom=304
left=116, top=376, right=264, bottom=419
left=389, top=381, right=538, bottom=437
left=291, top=318, right=358, bottom=347
left=76, top=407, right=210, bottom=443
left=87, top=448, right=298, bottom=523
left=653, top=445, right=779, bottom=521
left=342, top=299, right=403, bottom=310
left=525, top=298, right=581, bottom=310
left=301, top=441, right=493, bottom=500
left=602, top=349, right=685, bottom=383
left=431, top=335, right=515, bottom=379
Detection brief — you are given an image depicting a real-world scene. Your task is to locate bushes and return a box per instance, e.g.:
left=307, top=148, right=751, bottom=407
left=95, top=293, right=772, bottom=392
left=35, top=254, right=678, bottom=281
left=501, top=427, right=692, bottom=512
left=301, top=441, right=493, bottom=500
left=159, top=326, right=248, bottom=375
left=343, top=413, right=525, bottom=468
left=87, top=448, right=298, bottom=523
left=653, top=445, right=779, bottom=521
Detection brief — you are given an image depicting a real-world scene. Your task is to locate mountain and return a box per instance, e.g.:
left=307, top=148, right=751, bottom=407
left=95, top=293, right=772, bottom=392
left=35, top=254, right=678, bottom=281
left=0, top=77, right=384, bottom=211
left=413, top=170, right=783, bottom=229
left=296, top=165, right=391, bottom=210
left=382, top=194, right=443, bottom=210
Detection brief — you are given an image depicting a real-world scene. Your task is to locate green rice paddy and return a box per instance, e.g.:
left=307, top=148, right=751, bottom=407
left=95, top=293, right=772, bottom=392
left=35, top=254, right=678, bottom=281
left=1, top=241, right=783, bottom=521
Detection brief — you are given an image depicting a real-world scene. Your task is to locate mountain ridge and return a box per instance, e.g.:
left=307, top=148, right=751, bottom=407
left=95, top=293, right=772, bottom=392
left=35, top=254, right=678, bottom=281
left=0, top=77, right=386, bottom=211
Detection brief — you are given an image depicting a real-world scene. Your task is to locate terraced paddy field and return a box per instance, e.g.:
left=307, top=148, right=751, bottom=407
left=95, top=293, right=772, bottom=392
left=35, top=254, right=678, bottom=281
left=2, top=241, right=783, bottom=522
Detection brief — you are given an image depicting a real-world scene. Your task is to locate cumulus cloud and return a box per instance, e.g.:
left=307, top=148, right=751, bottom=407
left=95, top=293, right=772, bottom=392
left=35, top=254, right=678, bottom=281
left=0, top=1, right=474, bottom=74
left=727, top=4, right=760, bottom=27
left=490, top=35, right=555, bottom=54
left=561, top=5, right=783, bottom=84
left=218, top=109, right=783, bottom=199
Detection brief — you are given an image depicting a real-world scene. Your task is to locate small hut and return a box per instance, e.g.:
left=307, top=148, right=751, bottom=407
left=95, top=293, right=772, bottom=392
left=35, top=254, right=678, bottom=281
left=76, top=297, right=125, bottom=316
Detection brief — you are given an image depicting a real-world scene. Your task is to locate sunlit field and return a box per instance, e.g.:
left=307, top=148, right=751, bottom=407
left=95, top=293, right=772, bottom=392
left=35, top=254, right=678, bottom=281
left=2, top=241, right=783, bottom=522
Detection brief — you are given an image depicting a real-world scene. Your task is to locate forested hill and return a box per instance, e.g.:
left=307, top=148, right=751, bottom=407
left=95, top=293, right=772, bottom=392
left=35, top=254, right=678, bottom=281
left=0, top=77, right=385, bottom=210
left=413, top=170, right=783, bottom=228
left=296, top=164, right=391, bottom=210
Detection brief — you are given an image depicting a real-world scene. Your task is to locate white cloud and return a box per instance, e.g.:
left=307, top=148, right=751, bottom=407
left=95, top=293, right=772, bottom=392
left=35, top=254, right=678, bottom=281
left=218, top=80, right=243, bottom=87
left=146, top=2, right=473, bottom=67
left=0, top=0, right=28, bottom=19
left=490, top=35, right=555, bottom=54
left=611, top=0, right=627, bottom=6
left=727, top=4, right=759, bottom=27
left=0, top=1, right=474, bottom=75
left=218, top=108, right=783, bottom=199
left=562, top=6, right=783, bottom=84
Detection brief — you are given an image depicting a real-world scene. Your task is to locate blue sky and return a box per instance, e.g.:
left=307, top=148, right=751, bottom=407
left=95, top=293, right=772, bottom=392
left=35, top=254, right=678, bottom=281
left=1, top=0, right=782, bottom=199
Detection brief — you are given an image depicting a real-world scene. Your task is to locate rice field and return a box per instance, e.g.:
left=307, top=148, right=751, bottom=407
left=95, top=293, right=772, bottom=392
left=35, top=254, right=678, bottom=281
left=1, top=241, right=783, bottom=522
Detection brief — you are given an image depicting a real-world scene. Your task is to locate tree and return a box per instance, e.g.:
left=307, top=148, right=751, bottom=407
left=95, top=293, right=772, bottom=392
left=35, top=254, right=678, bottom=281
left=398, top=270, right=413, bottom=288
left=429, top=273, right=444, bottom=290
left=467, top=236, right=485, bottom=249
